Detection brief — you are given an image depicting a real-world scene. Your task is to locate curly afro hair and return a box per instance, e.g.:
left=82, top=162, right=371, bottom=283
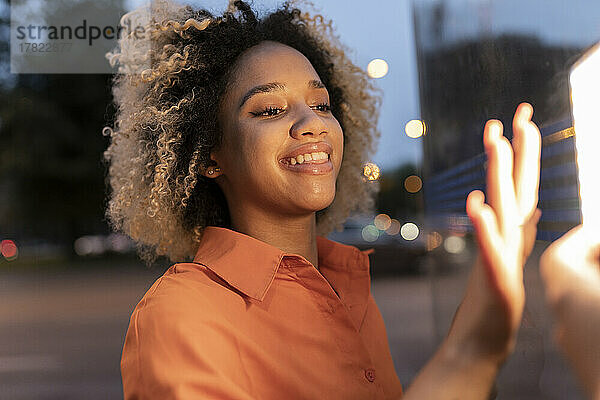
left=103, top=0, right=382, bottom=265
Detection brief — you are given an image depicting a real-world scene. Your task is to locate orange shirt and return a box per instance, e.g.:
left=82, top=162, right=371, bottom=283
left=121, top=226, right=403, bottom=399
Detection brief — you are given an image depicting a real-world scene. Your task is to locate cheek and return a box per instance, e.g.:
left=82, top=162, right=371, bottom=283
left=215, top=131, right=252, bottom=181
left=232, top=121, right=282, bottom=172
left=330, top=121, right=344, bottom=172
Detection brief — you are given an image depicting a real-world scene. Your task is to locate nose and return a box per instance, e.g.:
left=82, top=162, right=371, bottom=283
left=289, top=105, right=328, bottom=139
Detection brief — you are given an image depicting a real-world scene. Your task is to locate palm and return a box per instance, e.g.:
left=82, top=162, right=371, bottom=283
left=448, top=103, right=541, bottom=363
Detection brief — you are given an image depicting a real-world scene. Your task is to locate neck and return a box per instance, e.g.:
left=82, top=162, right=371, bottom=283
left=228, top=206, right=320, bottom=270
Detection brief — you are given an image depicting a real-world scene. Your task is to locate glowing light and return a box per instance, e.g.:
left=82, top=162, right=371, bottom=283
left=367, top=59, right=389, bottom=79
left=374, top=214, right=391, bottom=231
left=404, top=175, right=423, bottom=193
left=427, top=231, right=443, bottom=251
left=444, top=235, right=466, bottom=254
left=385, top=219, right=401, bottom=235
left=363, top=162, right=381, bottom=181
left=362, top=225, right=380, bottom=242
left=405, top=119, right=426, bottom=138
left=570, top=42, right=600, bottom=232
left=400, top=223, right=419, bottom=241
left=74, top=236, right=104, bottom=256
left=1, top=240, right=18, bottom=261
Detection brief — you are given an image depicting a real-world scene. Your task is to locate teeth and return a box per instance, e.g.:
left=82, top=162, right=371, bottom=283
left=286, top=151, right=329, bottom=165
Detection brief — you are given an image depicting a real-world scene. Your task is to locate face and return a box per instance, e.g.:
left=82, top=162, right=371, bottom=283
left=207, top=41, right=344, bottom=219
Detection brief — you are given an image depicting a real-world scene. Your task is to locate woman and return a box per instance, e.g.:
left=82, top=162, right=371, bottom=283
left=104, top=1, right=542, bottom=398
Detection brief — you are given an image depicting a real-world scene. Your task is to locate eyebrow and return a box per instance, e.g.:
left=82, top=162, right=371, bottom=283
left=238, top=80, right=327, bottom=109
left=308, top=79, right=326, bottom=90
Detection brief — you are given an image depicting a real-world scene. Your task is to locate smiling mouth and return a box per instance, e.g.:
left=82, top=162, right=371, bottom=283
left=278, top=152, right=333, bottom=175
left=280, top=151, right=330, bottom=165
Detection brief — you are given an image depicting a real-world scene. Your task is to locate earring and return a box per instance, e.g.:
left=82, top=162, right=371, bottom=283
left=207, top=167, right=220, bottom=176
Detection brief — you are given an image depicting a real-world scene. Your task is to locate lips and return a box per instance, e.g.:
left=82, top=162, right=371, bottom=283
left=279, top=142, right=332, bottom=162
left=279, top=159, right=334, bottom=174
left=278, top=142, right=334, bottom=175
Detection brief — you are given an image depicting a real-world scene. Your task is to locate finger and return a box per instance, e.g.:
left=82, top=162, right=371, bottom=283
left=467, top=190, right=506, bottom=293
left=512, top=103, right=542, bottom=218
left=467, top=190, right=502, bottom=266
left=484, top=120, right=519, bottom=235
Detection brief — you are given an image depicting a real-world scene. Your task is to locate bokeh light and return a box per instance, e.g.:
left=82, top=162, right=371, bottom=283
left=444, top=235, right=466, bottom=254
left=427, top=231, right=443, bottom=251
left=74, top=236, right=104, bottom=256
left=405, top=119, right=426, bottom=138
left=404, top=175, right=423, bottom=193
left=373, top=213, right=391, bottom=231
left=367, top=58, right=389, bottom=79
left=362, top=225, right=380, bottom=242
left=400, top=223, right=419, bottom=241
left=363, top=162, right=381, bottom=181
left=1, top=239, right=18, bottom=261
left=385, top=219, right=401, bottom=235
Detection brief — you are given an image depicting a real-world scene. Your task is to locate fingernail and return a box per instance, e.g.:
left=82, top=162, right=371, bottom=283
left=518, top=103, right=533, bottom=120
left=489, top=122, right=502, bottom=140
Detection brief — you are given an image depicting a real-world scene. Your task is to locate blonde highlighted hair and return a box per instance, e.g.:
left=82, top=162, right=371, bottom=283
left=104, top=0, right=382, bottom=265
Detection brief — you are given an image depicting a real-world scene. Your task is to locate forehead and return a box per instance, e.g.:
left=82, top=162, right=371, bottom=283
left=228, top=41, right=322, bottom=93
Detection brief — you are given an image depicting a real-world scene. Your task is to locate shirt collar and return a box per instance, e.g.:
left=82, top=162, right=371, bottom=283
left=192, top=226, right=371, bottom=302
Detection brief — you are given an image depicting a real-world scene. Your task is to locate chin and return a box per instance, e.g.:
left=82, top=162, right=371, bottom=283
left=279, top=181, right=336, bottom=214
left=302, top=191, right=336, bottom=213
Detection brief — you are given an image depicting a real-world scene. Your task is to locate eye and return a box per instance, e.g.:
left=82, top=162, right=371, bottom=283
left=312, top=103, right=331, bottom=112
left=250, top=106, right=285, bottom=117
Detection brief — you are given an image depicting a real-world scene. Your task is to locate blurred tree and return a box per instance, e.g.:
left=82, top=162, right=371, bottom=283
left=0, top=74, right=114, bottom=252
left=0, top=0, right=114, bottom=253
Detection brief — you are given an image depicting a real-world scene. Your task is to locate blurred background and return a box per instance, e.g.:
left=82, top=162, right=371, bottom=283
left=1, top=0, right=599, bottom=398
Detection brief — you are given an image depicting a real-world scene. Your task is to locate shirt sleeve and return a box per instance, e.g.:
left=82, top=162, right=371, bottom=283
left=121, top=279, right=255, bottom=400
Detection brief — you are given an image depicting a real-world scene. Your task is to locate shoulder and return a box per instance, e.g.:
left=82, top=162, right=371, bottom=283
left=122, top=263, right=251, bottom=369
left=121, top=266, right=255, bottom=399
left=132, top=262, right=246, bottom=327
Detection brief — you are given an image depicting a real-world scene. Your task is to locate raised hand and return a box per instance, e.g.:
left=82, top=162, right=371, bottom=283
left=540, top=225, right=600, bottom=399
left=402, top=104, right=542, bottom=399
left=446, top=103, right=542, bottom=364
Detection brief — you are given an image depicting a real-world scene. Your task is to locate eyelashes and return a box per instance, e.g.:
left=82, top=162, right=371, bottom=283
left=250, top=106, right=284, bottom=117
left=313, top=103, right=331, bottom=113
left=250, top=103, right=331, bottom=117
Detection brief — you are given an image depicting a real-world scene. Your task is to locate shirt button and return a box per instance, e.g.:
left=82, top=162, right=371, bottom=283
left=364, top=368, right=376, bottom=382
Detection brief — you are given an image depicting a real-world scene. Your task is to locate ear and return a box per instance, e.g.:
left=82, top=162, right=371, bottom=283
left=202, top=166, right=222, bottom=179
left=201, top=152, right=222, bottom=179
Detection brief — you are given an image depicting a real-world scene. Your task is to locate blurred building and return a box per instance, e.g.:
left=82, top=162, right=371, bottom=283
left=413, top=0, right=599, bottom=240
